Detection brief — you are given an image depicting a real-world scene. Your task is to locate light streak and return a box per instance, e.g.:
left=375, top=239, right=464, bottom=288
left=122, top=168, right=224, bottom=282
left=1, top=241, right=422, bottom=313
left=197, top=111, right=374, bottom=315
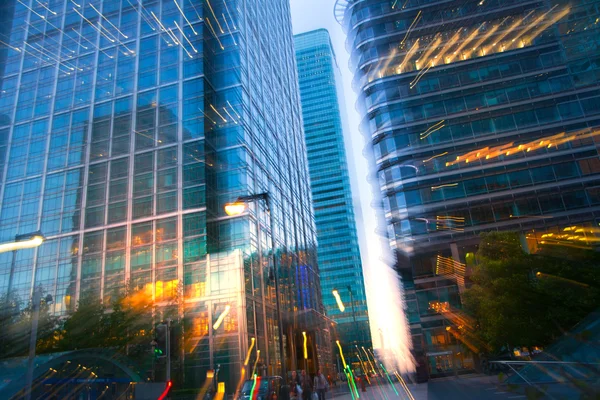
left=126, top=0, right=156, bottom=31
left=332, top=289, right=345, bottom=312
left=431, top=183, right=458, bottom=191
left=35, top=0, right=56, bottom=15
left=0, top=39, right=71, bottom=74
left=380, top=364, right=399, bottom=396
left=361, top=346, right=377, bottom=374
left=223, top=0, right=237, bottom=30
left=446, top=128, right=600, bottom=167
left=302, top=331, right=308, bottom=359
left=252, top=351, right=260, bottom=376
left=223, top=107, right=238, bottom=124
left=199, top=109, right=218, bottom=125
left=415, top=34, right=441, bottom=67
left=249, top=374, right=258, bottom=400
left=432, top=30, right=461, bottom=66
left=463, top=22, right=502, bottom=59
left=173, top=0, right=198, bottom=35
left=210, top=104, right=227, bottom=122
left=89, top=3, right=129, bottom=39
left=17, top=0, right=46, bottom=21
left=400, top=10, right=421, bottom=46
left=223, top=13, right=238, bottom=46
left=189, top=0, right=204, bottom=23
left=205, top=18, right=225, bottom=50
left=227, top=101, right=241, bottom=119
left=73, top=8, right=116, bottom=43
left=212, top=304, right=231, bottom=330
left=23, top=22, right=76, bottom=52
left=526, top=7, right=570, bottom=43
left=174, top=21, right=198, bottom=52
left=394, top=371, right=415, bottom=400
left=27, top=42, right=78, bottom=70
left=244, top=338, right=255, bottom=366
left=419, top=120, right=445, bottom=140
left=410, top=63, right=432, bottom=88
left=169, top=27, right=194, bottom=58
left=483, top=12, right=534, bottom=55
left=391, top=0, right=399, bottom=9
left=377, top=48, right=397, bottom=78
left=446, top=24, right=485, bottom=64
left=422, top=152, right=448, bottom=163
left=71, top=28, right=113, bottom=58
left=206, top=0, right=225, bottom=33
left=337, top=341, right=359, bottom=400
left=397, top=39, right=420, bottom=74
left=504, top=7, right=557, bottom=48
left=70, top=0, right=80, bottom=7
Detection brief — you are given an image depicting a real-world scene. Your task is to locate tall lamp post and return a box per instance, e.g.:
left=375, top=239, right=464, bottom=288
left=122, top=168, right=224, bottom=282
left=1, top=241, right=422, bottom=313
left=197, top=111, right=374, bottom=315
left=225, top=194, right=289, bottom=400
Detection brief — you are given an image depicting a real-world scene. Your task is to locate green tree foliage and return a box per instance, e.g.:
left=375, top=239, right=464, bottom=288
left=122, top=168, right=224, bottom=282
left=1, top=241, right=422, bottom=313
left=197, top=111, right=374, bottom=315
left=0, top=292, right=60, bottom=358
left=462, top=232, right=600, bottom=353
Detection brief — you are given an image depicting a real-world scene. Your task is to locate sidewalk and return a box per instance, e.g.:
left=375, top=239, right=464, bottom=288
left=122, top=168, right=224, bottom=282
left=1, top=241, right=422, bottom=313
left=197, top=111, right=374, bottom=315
left=329, top=380, right=427, bottom=400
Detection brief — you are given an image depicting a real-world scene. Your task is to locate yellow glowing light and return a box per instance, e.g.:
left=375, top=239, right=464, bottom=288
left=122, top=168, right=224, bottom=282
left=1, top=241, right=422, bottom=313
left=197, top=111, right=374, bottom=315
left=0, top=235, right=44, bottom=254
left=244, top=338, right=255, bottom=366
left=302, top=331, right=308, bottom=359
left=336, top=340, right=347, bottom=369
left=422, top=152, right=448, bottom=163
left=431, top=183, right=458, bottom=191
left=213, top=304, right=231, bottom=330
left=397, top=39, right=420, bottom=74
left=332, top=289, right=345, bottom=312
left=225, top=202, right=246, bottom=216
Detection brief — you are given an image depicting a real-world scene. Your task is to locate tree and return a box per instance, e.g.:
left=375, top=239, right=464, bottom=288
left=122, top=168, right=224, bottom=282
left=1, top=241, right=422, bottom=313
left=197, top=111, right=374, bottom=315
left=462, top=232, right=600, bottom=354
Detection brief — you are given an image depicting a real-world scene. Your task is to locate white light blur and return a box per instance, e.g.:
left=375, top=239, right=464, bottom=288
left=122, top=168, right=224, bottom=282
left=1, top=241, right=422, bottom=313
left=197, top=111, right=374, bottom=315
left=0, top=236, right=44, bottom=254
left=213, top=304, right=231, bottom=330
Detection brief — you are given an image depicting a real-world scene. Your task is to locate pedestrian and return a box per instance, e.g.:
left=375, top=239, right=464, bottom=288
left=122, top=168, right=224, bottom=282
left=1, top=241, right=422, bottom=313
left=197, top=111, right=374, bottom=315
left=290, top=370, right=301, bottom=400
left=313, top=369, right=328, bottom=400
left=301, top=370, right=312, bottom=400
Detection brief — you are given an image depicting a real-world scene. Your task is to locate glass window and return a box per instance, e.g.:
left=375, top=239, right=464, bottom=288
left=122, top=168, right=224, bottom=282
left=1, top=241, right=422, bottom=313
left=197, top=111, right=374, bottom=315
left=132, top=222, right=153, bottom=246
left=485, top=174, right=509, bottom=192
left=157, top=217, right=177, bottom=242
left=530, top=166, right=555, bottom=183
left=106, top=226, right=126, bottom=250
left=184, top=212, right=206, bottom=236
left=85, top=205, right=105, bottom=228
left=83, top=231, right=104, bottom=254
left=133, top=196, right=153, bottom=219
left=508, top=170, right=532, bottom=188
left=554, top=162, right=579, bottom=180
left=157, top=191, right=177, bottom=214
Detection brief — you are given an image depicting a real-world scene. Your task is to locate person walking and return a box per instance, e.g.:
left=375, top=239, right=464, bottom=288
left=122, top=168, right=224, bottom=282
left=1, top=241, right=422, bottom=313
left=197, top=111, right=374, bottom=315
left=289, top=370, right=301, bottom=400
left=314, top=369, right=328, bottom=400
left=300, top=370, right=312, bottom=400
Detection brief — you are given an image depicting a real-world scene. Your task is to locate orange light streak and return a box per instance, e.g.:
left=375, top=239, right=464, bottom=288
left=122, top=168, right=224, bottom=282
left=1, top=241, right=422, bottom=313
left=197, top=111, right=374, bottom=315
left=415, top=34, right=442, bottom=68
left=463, top=22, right=503, bottom=59
left=400, top=11, right=422, bottom=46
left=422, top=152, right=448, bottom=163
left=446, top=24, right=485, bottom=64
left=526, top=7, right=570, bottom=43
left=397, top=39, right=420, bottom=74
left=483, top=12, right=534, bottom=55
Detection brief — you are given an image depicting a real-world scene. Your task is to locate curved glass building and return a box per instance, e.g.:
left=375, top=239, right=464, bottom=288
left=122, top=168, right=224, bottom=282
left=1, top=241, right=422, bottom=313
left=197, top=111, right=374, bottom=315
left=336, top=0, right=600, bottom=378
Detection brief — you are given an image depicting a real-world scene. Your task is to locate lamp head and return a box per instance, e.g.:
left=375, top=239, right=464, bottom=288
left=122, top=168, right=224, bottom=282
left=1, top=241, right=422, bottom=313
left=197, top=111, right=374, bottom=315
left=224, top=202, right=246, bottom=216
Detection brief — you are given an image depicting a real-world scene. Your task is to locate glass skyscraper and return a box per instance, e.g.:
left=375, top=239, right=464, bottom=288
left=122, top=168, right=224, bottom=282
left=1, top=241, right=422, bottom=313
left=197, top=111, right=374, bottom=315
left=0, top=0, right=330, bottom=391
left=294, top=29, right=371, bottom=355
left=336, top=0, right=600, bottom=378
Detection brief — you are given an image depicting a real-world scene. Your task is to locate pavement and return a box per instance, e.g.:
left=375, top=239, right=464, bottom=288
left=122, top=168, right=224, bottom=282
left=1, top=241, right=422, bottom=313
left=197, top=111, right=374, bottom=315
left=330, top=374, right=524, bottom=400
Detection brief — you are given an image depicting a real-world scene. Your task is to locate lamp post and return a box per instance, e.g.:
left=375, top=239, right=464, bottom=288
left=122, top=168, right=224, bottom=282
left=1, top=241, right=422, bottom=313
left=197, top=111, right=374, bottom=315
left=24, top=288, right=52, bottom=400
left=225, top=194, right=289, bottom=399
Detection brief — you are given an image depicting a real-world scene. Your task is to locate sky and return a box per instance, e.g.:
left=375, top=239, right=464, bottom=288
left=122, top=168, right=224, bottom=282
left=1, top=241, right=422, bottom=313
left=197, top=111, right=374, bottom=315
left=289, top=1, right=415, bottom=370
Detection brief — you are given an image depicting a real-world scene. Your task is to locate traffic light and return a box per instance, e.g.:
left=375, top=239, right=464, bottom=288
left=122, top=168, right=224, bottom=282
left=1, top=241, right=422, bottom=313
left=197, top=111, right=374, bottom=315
left=155, top=323, right=167, bottom=358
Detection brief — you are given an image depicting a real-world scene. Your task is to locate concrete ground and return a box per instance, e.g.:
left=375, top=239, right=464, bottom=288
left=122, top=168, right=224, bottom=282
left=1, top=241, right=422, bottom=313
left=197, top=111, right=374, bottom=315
left=331, top=374, right=524, bottom=400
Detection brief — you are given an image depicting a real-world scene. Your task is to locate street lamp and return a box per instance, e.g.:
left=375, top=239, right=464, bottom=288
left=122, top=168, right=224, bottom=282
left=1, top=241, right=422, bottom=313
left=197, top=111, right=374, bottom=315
left=224, top=194, right=288, bottom=398
left=1, top=232, right=45, bottom=299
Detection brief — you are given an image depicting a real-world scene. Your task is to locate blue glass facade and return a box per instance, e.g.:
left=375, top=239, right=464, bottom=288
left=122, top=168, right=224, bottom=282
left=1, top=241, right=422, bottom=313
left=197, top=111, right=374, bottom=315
left=337, top=0, right=600, bottom=378
left=294, top=29, right=371, bottom=353
left=0, top=0, right=331, bottom=390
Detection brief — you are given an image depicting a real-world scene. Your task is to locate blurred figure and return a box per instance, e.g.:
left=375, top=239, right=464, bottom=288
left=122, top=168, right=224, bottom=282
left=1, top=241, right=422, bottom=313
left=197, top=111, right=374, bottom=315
left=300, top=370, right=312, bottom=400
left=290, top=370, right=301, bottom=400
left=313, top=369, right=328, bottom=400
